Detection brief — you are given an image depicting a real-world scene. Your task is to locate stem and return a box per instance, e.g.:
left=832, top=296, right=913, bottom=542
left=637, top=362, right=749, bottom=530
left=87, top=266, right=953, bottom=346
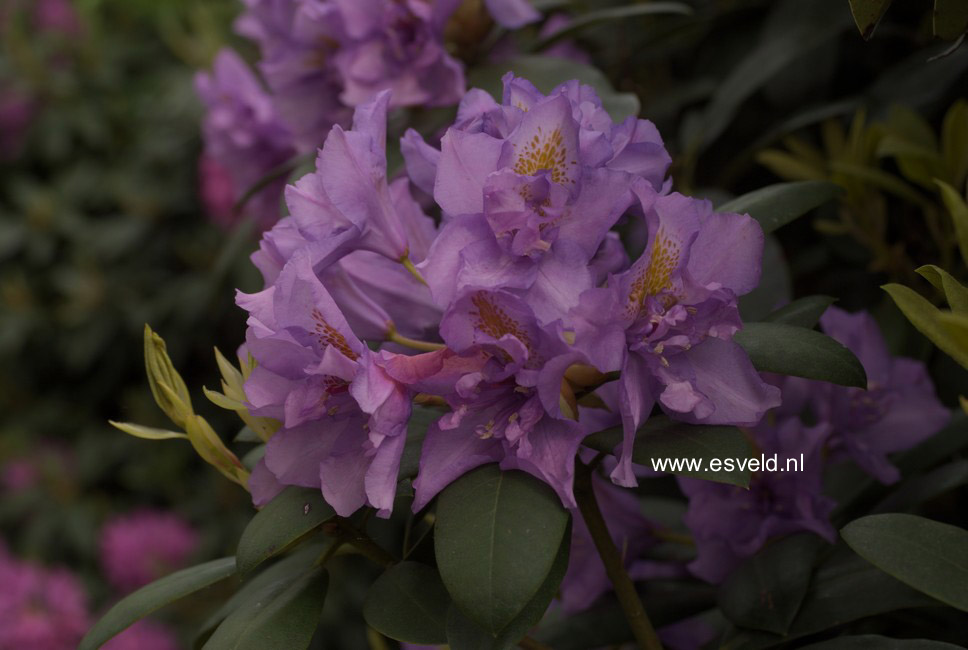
left=400, top=255, right=428, bottom=286
left=574, top=461, right=663, bottom=650
left=387, top=329, right=445, bottom=352
left=336, top=519, right=398, bottom=568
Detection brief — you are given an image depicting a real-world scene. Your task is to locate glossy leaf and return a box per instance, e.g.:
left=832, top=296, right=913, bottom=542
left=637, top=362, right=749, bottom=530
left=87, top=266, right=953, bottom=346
left=80, top=557, right=237, bottom=650
left=236, top=487, right=335, bottom=575
left=584, top=417, right=752, bottom=487
left=734, top=322, right=867, bottom=387
left=718, top=534, right=825, bottom=634
left=363, top=562, right=451, bottom=644
left=434, top=465, right=570, bottom=634
left=717, top=181, right=842, bottom=234
left=204, top=568, right=328, bottom=649
left=848, top=0, right=893, bottom=39
left=762, top=295, right=836, bottom=328
left=467, top=56, right=639, bottom=122
left=399, top=405, right=442, bottom=481
left=883, top=283, right=968, bottom=368
left=841, top=513, right=968, bottom=611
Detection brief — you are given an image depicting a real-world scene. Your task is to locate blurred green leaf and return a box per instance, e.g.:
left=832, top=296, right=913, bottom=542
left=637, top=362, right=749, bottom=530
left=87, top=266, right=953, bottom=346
left=734, top=322, right=867, bottom=388
left=434, top=465, right=570, bottom=634
left=842, top=513, right=968, bottom=611
left=534, top=3, right=693, bottom=50
left=935, top=179, right=968, bottom=266
left=236, top=487, right=335, bottom=575
left=584, top=416, right=752, bottom=487
left=363, top=562, right=451, bottom=645
left=848, top=0, right=893, bottom=39
left=883, top=283, right=968, bottom=369
left=934, top=0, right=968, bottom=40
left=717, top=181, right=842, bottom=234
left=762, top=296, right=837, bottom=328
left=80, top=557, right=237, bottom=650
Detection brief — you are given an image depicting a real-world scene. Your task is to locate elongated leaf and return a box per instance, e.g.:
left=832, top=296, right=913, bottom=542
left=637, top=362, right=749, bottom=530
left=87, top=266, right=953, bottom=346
left=535, top=3, right=692, bottom=50
left=935, top=0, right=968, bottom=40
left=435, top=465, right=570, bottom=634
left=739, top=236, right=793, bottom=321
left=916, top=265, right=968, bottom=314
left=762, top=296, right=836, bottom=328
left=236, top=487, right=335, bottom=575
left=80, top=557, right=237, bottom=650
left=801, top=636, right=963, bottom=649
left=109, top=421, right=188, bottom=441
left=718, top=534, right=825, bottom=634
left=445, top=529, right=571, bottom=649
left=872, top=459, right=968, bottom=514
left=733, top=322, right=867, bottom=388
left=848, top=0, right=893, bottom=39
left=467, top=56, right=639, bottom=122
left=363, top=562, right=451, bottom=644
left=399, top=405, right=442, bottom=481
left=717, top=181, right=842, bottom=234
left=936, top=180, right=968, bottom=266
left=583, top=417, right=752, bottom=487
left=204, top=568, right=328, bottom=649
left=883, top=283, right=968, bottom=368
left=842, top=513, right=968, bottom=611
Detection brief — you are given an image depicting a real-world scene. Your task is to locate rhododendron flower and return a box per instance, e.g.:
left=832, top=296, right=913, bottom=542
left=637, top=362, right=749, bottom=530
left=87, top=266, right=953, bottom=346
left=571, top=185, right=781, bottom=486
left=679, top=417, right=836, bottom=584
left=0, top=550, right=89, bottom=650
left=99, top=510, right=199, bottom=593
left=196, top=49, right=296, bottom=229
left=102, top=620, right=179, bottom=650
left=238, top=250, right=414, bottom=516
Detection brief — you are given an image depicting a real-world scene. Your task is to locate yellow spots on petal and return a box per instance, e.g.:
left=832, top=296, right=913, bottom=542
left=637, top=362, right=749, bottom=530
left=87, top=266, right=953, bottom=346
left=312, top=308, right=358, bottom=361
left=513, top=126, right=576, bottom=185
left=627, top=228, right=682, bottom=314
left=470, top=293, right=533, bottom=355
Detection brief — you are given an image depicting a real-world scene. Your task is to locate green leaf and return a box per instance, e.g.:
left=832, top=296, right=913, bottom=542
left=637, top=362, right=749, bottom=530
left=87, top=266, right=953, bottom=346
left=466, top=56, right=639, bottom=122
left=80, top=557, right=237, bottom=650
left=445, top=529, right=571, bottom=649
left=733, top=322, right=867, bottom=388
left=935, top=179, right=968, bottom=267
left=363, top=562, right=451, bottom=644
left=435, top=465, right=570, bottom=634
left=872, top=459, right=968, bottom=514
left=762, top=295, right=837, bottom=328
left=800, top=636, right=964, bottom=649
left=718, top=534, right=825, bottom=634
left=848, top=0, right=893, bottom=39
left=236, top=487, right=336, bottom=575
left=583, top=417, right=752, bottom=487
left=841, top=513, right=968, bottom=611
left=916, top=265, right=968, bottom=314
left=399, top=405, right=441, bottom=481
left=204, top=568, right=328, bottom=650
left=935, top=0, right=968, bottom=40
left=108, top=420, right=188, bottom=441
left=534, top=3, right=692, bottom=50
left=739, top=236, right=793, bottom=321
left=717, top=181, right=842, bottom=234
left=883, top=283, right=968, bottom=369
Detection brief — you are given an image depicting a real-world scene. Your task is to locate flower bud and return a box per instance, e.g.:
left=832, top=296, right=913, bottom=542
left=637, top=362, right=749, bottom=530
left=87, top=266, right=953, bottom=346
left=143, top=324, right=193, bottom=429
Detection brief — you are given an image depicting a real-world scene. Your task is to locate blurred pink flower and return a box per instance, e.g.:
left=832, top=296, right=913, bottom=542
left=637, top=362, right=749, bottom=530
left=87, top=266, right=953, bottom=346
left=199, top=153, right=238, bottom=229
left=99, top=510, right=199, bottom=593
left=102, top=619, right=180, bottom=650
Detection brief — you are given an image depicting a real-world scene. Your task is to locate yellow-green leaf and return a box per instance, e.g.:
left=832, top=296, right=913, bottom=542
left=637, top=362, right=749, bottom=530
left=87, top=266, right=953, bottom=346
left=935, top=179, right=968, bottom=266
left=883, top=283, right=968, bottom=369
left=109, top=421, right=188, bottom=441
left=916, top=265, right=968, bottom=314
left=848, top=0, right=893, bottom=39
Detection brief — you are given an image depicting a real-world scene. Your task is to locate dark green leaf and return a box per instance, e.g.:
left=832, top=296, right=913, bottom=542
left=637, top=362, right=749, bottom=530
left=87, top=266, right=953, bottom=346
left=435, top=465, right=570, bottom=634
left=935, top=0, right=968, bottom=40
left=399, top=405, right=442, bottom=481
left=762, top=296, right=837, bottom=328
left=841, top=513, right=968, bottom=611
left=363, top=562, right=451, bottom=644
left=872, top=459, right=968, bottom=514
left=734, top=322, right=867, bottom=388
left=445, top=528, right=571, bottom=649
left=236, top=487, right=335, bottom=575
left=204, top=568, right=328, bottom=649
left=739, top=236, right=793, bottom=321
left=79, top=557, right=237, bottom=650
left=717, top=181, right=842, bottom=234
left=800, top=635, right=964, bottom=649
left=466, top=56, right=639, bottom=122
left=848, top=0, right=893, bottom=39
left=718, top=534, right=825, bottom=634
left=584, top=416, right=752, bottom=487
left=534, top=3, right=692, bottom=50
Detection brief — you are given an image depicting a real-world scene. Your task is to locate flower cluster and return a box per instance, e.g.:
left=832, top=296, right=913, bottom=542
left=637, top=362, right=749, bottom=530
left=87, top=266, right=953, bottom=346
left=238, top=72, right=778, bottom=518
left=99, top=509, right=199, bottom=593
left=197, top=0, right=542, bottom=227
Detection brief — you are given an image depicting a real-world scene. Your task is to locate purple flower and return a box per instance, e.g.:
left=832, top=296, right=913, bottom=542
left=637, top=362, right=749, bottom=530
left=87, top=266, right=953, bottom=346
left=238, top=250, right=416, bottom=517
left=199, top=154, right=238, bottom=229
left=680, top=417, right=836, bottom=584
left=0, top=550, right=89, bottom=650
left=102, top=620, right=180, bottom=650
left=783, top=307, right=950, bottom=484
left=571, top=185, right=780, bottom=486
left=99, top=510, right=199, bottom=593
left=196, top=48, right=296, bottom=230
left=0, top=89, right=32, bottom=161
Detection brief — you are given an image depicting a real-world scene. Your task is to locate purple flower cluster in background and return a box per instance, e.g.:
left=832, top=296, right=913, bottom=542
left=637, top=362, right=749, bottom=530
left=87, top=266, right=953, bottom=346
left=196, top=0, right=543, bottom=228
left=99, top=509, right=199, bottom=593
